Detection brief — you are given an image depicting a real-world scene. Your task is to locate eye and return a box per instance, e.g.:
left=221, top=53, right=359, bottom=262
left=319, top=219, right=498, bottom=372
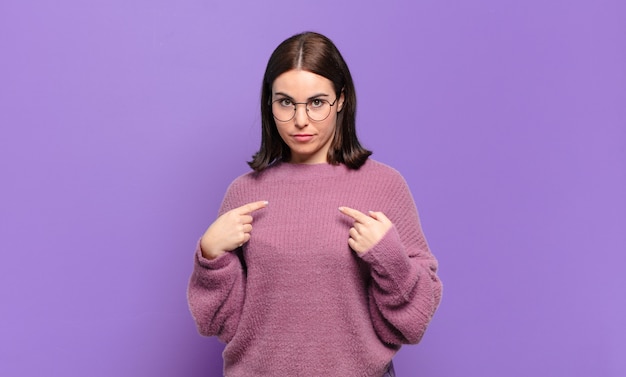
left=278, top=98, right=293, bottom=107
left=309, top=99, right=324, bottom=108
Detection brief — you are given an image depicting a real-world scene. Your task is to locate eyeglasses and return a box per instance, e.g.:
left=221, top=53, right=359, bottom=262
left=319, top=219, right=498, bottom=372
left=271, top=97, right=338, bottom=122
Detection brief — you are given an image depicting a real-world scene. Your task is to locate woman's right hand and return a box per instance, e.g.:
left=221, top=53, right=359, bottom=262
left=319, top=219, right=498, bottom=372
left=200, top=200, right=268, bottom=260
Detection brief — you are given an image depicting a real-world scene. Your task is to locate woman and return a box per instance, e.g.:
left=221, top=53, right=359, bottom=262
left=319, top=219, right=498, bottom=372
left=187, top=31, right=442, bottom=377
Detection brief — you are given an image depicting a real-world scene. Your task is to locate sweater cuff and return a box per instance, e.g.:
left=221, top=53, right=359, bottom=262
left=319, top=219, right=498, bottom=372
left=358, top=226, right=411, bottom=281
left=195, top=243, right=238, bottom=270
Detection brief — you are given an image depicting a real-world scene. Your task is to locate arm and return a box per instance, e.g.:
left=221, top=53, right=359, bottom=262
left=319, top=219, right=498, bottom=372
left=187, top=246, right=246, bottom=342
left=186, top=185, right=267, bottom=342
left=360, top=223, right=441, bottom=345
left=341, top=176, right=442, bottom=345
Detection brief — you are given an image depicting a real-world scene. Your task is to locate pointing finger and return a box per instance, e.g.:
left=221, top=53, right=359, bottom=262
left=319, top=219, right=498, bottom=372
left=368, top=211, right=391, bottom=224
left=236, top=200, right=269, bottom=215
left=338, top=206, right=369, bottom=223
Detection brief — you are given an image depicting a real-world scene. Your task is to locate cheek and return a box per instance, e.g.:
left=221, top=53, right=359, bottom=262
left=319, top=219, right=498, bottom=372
left=321, top=117, right=338, bottom=136
left=275, top=124, right=291, bottom=142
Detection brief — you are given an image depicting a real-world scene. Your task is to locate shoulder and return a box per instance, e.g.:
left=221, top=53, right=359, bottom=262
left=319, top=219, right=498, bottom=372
left=224, top=170, right=259, bottom=194
left=218, top=169, right=267, bottom=213
left=361, top=160, right=420, bottom=219
left=356, top=159, right=416, bottom=206
left=357, top=159, right=407, bottom=185
left=224, top=163, right=283, bottom=194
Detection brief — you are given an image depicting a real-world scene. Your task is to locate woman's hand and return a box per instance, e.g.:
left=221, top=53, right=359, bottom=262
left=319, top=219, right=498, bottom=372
left=200, top=200, right=268, bottom=260
left=338, top=206, right=392, bottom=254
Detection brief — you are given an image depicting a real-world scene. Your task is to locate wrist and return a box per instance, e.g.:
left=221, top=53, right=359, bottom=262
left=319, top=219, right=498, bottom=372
left=200, top=242, right=224, bottom=260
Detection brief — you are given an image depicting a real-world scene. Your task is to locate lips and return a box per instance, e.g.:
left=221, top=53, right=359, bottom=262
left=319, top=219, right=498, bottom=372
left=293, top=134, right=314, bottom=142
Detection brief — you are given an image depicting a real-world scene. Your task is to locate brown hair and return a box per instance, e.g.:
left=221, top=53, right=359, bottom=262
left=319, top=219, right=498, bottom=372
left=248, top=31, right=372, bottom=172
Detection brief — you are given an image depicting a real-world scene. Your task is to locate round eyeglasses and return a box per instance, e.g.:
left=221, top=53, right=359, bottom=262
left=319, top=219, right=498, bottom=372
left=271, top=97, right=338, bottom=122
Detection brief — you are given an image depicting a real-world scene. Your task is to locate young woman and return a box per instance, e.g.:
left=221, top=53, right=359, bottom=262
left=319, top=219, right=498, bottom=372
left=187, top=31, right=442, bottom=377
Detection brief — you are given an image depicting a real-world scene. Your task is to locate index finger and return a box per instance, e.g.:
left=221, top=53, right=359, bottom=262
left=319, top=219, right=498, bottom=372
left=235, top=200, right=268, bottom=215
left=338, top=206, right=369, bottom=223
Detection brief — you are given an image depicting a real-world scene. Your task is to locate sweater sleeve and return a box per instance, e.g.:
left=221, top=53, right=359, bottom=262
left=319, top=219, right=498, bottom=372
left=187, top=245, right=246, bottom=342
left=358, top=174, right=442, bottom=345
left=186, top=182, right=247, bottom=343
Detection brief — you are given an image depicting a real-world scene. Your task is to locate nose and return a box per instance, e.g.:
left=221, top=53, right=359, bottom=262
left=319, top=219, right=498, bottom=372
left=293, top=103, right=309, bottom=128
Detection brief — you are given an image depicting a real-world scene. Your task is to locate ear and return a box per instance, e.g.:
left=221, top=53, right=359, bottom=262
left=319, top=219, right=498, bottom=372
left=337, top=89, right=345, bottom=112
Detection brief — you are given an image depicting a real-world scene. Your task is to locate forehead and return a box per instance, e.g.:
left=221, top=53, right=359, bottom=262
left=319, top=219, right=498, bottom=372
left=272, top=69, right=334, bottom=96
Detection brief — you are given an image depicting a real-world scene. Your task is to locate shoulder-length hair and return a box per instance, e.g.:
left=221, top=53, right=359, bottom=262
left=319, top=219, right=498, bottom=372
left=248, top=31, right=372, bottom=172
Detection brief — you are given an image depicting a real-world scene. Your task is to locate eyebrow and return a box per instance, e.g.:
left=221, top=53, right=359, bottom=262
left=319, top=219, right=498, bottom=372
left=273, top=92, right=331, bottom=100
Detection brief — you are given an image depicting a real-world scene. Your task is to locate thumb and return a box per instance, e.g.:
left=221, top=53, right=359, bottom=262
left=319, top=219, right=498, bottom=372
left=368, top=210, right=390, bottom=224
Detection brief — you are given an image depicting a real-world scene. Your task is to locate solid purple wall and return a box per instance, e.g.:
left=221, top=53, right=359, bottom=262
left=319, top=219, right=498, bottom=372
left=1, top=0, right=624, bottom=376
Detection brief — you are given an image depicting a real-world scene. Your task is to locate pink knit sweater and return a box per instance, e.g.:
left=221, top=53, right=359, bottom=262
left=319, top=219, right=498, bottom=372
left=187, top=159, right=442, bottom=377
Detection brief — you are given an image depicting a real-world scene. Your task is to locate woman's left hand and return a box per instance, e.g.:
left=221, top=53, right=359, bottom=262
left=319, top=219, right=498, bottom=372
left=339, top=207, right=393, bottom=254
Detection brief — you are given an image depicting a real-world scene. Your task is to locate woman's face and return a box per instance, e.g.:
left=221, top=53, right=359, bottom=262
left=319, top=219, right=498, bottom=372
left=271, top=69, right=344, bottom=164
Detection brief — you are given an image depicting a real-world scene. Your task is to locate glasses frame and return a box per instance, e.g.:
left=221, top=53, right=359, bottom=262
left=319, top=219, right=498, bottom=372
left=271, top=97, right=338, bottom=123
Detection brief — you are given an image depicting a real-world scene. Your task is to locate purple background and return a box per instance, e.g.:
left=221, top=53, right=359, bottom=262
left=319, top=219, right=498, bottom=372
left=1, top=0, right=625, bottom=376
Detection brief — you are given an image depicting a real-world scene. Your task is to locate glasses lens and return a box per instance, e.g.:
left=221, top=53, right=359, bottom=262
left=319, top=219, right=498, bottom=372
left=272, top=100, right=295, bottom=122
left=307, top=100, right=332, bottom=121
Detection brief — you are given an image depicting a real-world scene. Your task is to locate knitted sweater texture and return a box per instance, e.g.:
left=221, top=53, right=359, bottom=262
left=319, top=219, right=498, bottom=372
left=187, top=159, right=442, bottom=377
